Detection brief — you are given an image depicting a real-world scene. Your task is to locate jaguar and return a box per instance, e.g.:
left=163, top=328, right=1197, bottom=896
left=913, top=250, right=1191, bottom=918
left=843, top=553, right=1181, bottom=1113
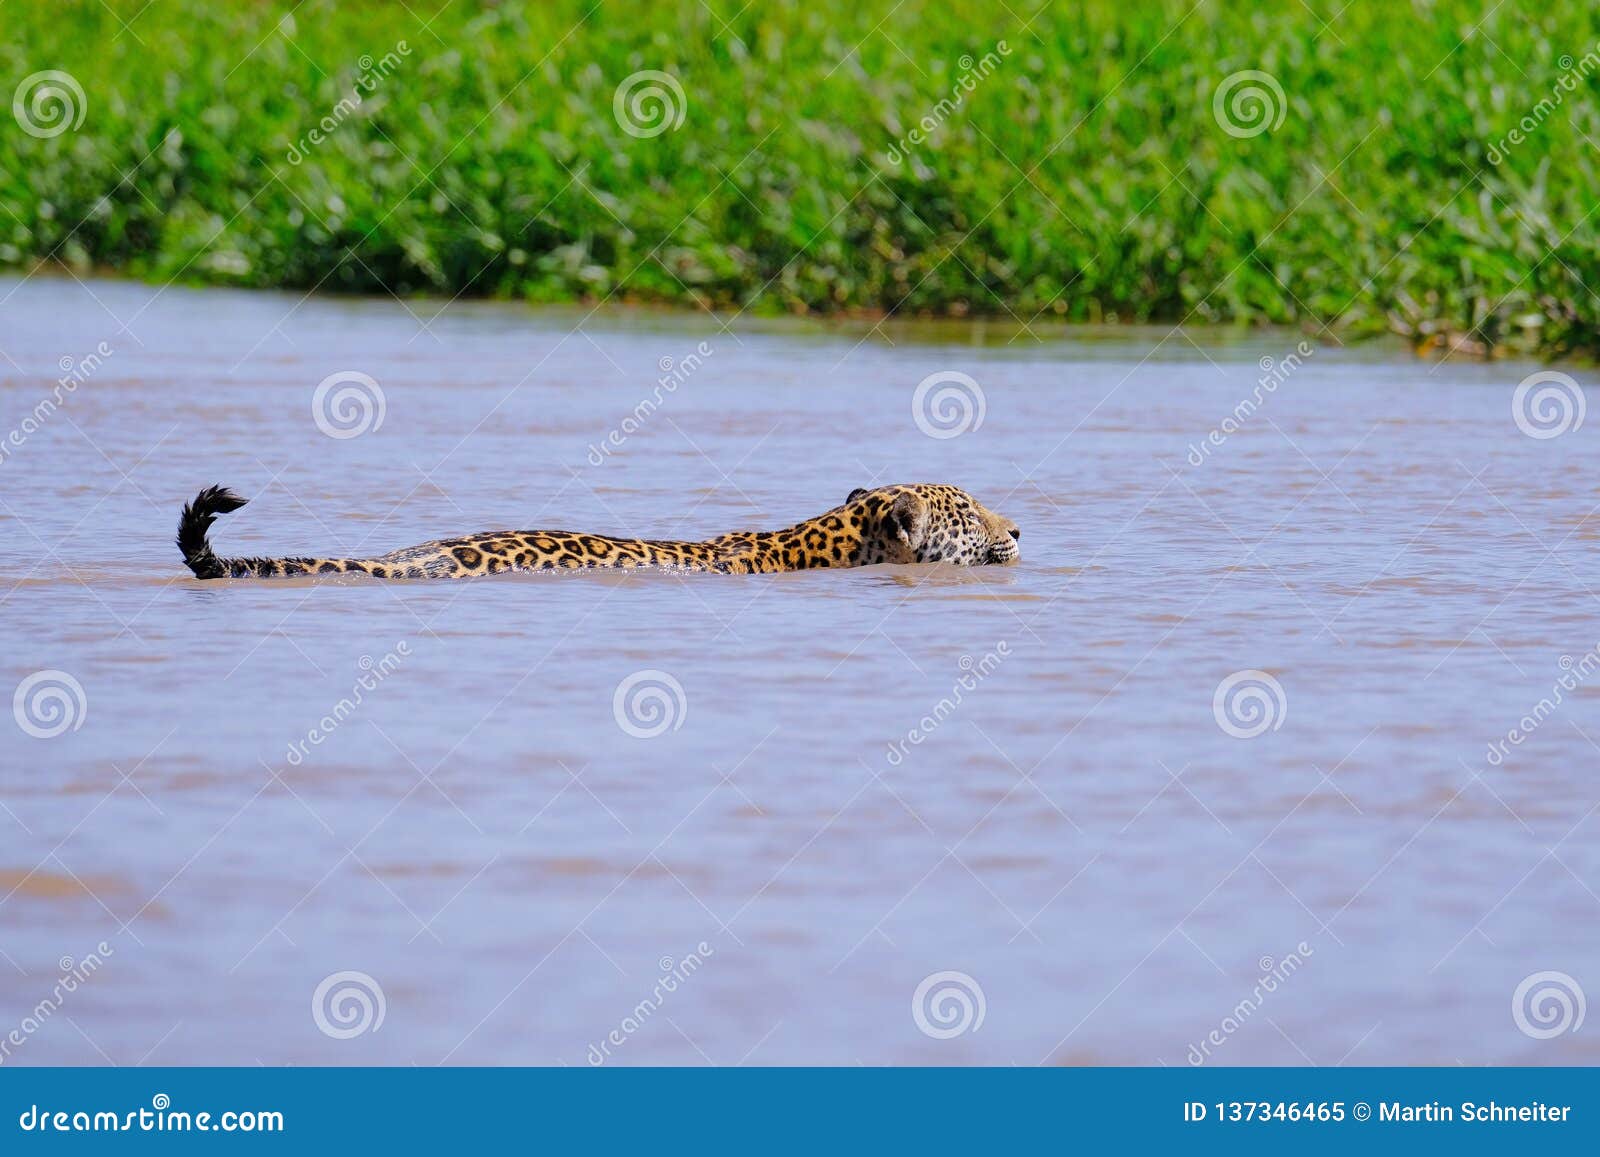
left=177, top=482, right=1021, bottom=579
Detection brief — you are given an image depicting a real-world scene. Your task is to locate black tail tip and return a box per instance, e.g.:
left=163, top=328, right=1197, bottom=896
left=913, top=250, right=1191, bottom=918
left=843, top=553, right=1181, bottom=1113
left=189, top=484, right=249, bottom=517
left=179, top=485, right=249, bottom=578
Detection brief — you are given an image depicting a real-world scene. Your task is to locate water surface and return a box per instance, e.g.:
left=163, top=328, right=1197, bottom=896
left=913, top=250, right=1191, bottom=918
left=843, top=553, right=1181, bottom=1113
left=2, top=275, right=1597, bottom=1066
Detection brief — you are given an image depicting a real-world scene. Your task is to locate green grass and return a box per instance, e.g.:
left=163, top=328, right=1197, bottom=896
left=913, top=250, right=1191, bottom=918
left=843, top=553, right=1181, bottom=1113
left=3, top=1, right=1598, bottom=357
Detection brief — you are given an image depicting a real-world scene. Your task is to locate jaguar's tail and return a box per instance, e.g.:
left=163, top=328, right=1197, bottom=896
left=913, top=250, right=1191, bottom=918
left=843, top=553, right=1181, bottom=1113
left=177, top=485, right=250, bottom=579
left=178, top=486, right=381, bottom=579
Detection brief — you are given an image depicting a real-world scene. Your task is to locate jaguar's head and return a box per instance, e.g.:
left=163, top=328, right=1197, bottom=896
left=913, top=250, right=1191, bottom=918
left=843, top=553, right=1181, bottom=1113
left=845, top=483, right=1020, bottom=566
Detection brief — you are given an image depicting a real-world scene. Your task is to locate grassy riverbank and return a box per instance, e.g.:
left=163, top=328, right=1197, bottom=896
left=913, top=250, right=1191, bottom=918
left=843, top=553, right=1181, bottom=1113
left=2, top=1, right=1597, bottom=356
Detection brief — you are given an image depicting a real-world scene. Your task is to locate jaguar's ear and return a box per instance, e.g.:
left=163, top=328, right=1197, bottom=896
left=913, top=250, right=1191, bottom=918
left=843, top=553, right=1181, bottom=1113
left=846, top=487, right=870, bottom=504
left=886, top=491, right=929, bottom=550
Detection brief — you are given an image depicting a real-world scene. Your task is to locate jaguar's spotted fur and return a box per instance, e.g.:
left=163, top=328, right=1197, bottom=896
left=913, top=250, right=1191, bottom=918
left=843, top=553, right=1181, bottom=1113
left=177, top=483, right=1021, bottom=580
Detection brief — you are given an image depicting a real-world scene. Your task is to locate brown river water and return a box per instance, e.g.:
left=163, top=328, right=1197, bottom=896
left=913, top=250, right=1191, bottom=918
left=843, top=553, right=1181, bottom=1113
left=1, top=274, right=1597, bottom=1066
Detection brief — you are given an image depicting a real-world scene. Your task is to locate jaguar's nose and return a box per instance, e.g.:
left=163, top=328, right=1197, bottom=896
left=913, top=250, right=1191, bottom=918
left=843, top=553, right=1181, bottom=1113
left=1008, top=527, right=1021, bottom=541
